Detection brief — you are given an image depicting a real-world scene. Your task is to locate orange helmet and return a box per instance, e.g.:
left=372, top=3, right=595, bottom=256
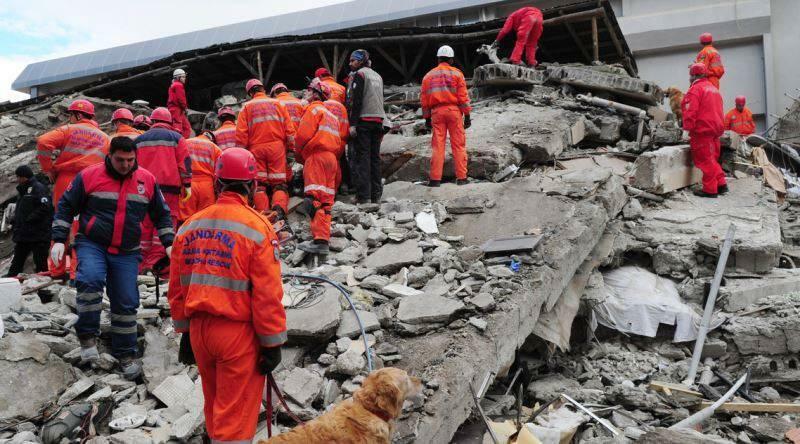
left=215, top=147, right=257, bottom=181
left=689, top=63, right=707, bottom=77
left=68, top=99, right=95, bottom=117
left=270, top=83, right=288, bottom=97
left=111, top=108, right=134, bottom=122
left=150, top=107, right=173, bottom=124
left=245, top=78, right=264, bottom=94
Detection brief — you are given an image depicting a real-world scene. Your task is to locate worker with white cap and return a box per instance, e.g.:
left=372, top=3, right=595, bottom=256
left=167, top=68, right=192, bottom=138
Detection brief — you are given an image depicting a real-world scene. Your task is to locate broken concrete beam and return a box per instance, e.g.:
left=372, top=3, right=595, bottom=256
left=720, top=269, right=800, bottom=312
left=281, top=367, right=324, bottom=407
left=546, top=65, right=664, bottom=105
left=472, top=63, right=546, bottom=87
left=632, top=144, right=701, bottom=194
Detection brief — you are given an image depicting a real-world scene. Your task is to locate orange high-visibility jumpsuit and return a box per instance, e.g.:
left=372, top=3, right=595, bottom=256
left=179, top=134, right=222, bottom=220
left=168, top=191, right=286, bottom=443
left=295, top=102, right=344, bottom=242
left=724, top=107, right=756, bottom=136
left=213, top=120, right=238, bottom=150
left=421, top=62, right=472, bottom=181
left=275, top=92, right=306, bottom=186
left=236, top=92, right=295, bottom=214
left=110, top=124, right=142, bottom=140
left=496, top=7, right=544, bottom=66
left=324, top=99, right=349, bottom=188
left=696, top=45, right=725, bottom=89
left=682, top=77, right=726, bottom=194
left=321, top=76, right=346, bottom=104
left=37, top=119, right=109, bottom=278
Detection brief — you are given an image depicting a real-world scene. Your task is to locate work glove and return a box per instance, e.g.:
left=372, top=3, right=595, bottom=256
left=464, top=114, right=472, bottom=129
left=425, top=118, right=432, bottom=129
left=50, top=243, right=65, bottom=267
left=181, top=186, right=192, bottom=203
left=257, top=347, right=282, bottom=375
left=349, top=126, right=357, bottom=139
left=178, top=332, right=196, bottom=365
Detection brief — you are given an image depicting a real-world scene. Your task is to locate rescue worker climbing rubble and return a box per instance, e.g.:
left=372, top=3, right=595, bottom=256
left=51, top=136, right=174, bottom=380
left=492, top=6, right=544, bottom=67
left=110, top=108, right=141, bottom=139
left=179, top=131, right=222, bottom=221
left=237, top=79, right=295, bottom=219
left=168, top=147, right=286, bottom=444
left=37, top=99, right=110, bottom=279
left=167, top=68, right=192, bottom=138
left=695, top=33, right=725, bottom=90
left=134, top=107, right=191, bottom=272
left=295, top=80, right=344, bottom=256
left=421, top=45, right=472, bottom=187
left=213, top=107, right=237, bottom=150
left=681, top=63, right=726, bottom=198
left=724, top=95, right=756, bottom=136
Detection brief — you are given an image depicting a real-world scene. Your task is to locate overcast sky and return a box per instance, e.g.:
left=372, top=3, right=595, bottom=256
left=0, top=0, right=349, bottom=102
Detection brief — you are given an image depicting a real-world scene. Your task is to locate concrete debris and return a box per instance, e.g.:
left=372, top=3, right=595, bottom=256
left=396, top=294, right=465, bottom=325
left=363, top=240, right=423, bottom=273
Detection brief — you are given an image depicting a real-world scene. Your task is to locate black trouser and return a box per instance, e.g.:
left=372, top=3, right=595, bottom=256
left=7, top=241, right=49, bottom=277
left=339, top=144, right=353, bottom=192
left=350, top=121, right=383, bottom=203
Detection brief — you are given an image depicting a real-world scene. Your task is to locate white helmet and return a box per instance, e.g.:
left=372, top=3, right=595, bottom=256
left=437, top=45, right=455, bottom=58
left=173, top=68, right=186, bottom=78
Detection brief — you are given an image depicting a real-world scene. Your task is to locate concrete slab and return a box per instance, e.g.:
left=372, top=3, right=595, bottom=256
left=546, top=65, right=663, bottom=105
left=473, top=63, right=546, bottom=87
left=632, top=145, right=702, bottom=194
left=720, top=268, right=800, bottom=312
left=285, top=286, right=342, bottom=343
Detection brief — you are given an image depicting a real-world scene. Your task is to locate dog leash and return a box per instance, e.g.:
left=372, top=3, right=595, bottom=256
left=266, top=372, right=305, bottom=438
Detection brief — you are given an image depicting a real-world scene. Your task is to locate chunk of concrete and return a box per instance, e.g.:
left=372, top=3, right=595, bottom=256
left=363, top=240, right=423, bottom=274
left=719, top=268, right=800, bottom=312
left=359, top=274, right=390, bottom=291
left=546, top=65, right=663, bottom=105
left=333, top=349, right=366, bottom=376
left=282, top=367, right=324, bottom=407
left=336, top=310, right=380, bottom=338
left=58, top=377, right=94, bottom=405
left=0, top=354, right=76, bottom=422
left=473, top=63, right=546, bottom=87
left=142, top=326, right=181, bottom=392
left=446, top=196, right=485, bottom=214
left=381, top=283, right=423, bottom=299
left=152, top=374, right=194, bottom=409
left=0, top=330, right=50, bottom=363
left=632, top=145, right=701, bottom=194
left=286, top=286, right=342, bottom=342
left=637, top=428, right=734, bottom=444
left=396, top=294, right=465, bottom=325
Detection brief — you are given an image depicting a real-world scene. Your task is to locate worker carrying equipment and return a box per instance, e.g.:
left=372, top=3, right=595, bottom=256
left=421, top=46, right=472, bottom=187
left=295, top=81, right=343, bottom=255
left=167, top=69, right=192, bottom=138
left=37, top=99, right=110, bottom=279
left=682, top=63, right=726, bottom=198
left=695, top=33, right=724, bottom=89
left=111, top=108, right=141, bottom=139
left=213, top=107, right=238, bottom=150
left=236, top=79, right=296, bottom=218
left=493, top=6, right=544, bottom=67
left=134, top=107, right=192, bottom=272
left=724, top=95, right=756, bottom=136
left=315, top=67, right=346, bottom=104
left=179, top=131, right=222, bottom=221
left=168, top=147, right=286, bottom=444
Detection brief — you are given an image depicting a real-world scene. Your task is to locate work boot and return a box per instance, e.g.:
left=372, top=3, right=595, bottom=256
left=426, top=180, right=441, bottom=188
left=456, top=178, right=469, bottom=186
left=718, top=184, right=729, bottom=195
left=297, top=240, right=330, bottom=255
left=693, top=189, right=718, bottom=198
left=78, top=335, right=99, bottom=365
left=119, top=356, right=142, bottom=381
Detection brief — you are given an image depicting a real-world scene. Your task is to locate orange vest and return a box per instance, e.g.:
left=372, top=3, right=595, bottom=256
left=295, top=102, right=343, bottom=162
left=235, top=92, right=296, bottom=150
left=213, top=120, right=237, bottom=150
left=323, top=100, right=349, bottom=146
left=111, top=124, right=142, bottom=140
left=696, top=45, right=725, bottom=83
left=724, top=107, right=755, bottom=135
left=421, top=62, right=472, bottom=119
left=186, top=135, right=222, bottom=179
left=275, top=92, right=306, bottom=128
left=321, top=77, right=346, bottom=104
left=37, top=119, right=110, bottom=175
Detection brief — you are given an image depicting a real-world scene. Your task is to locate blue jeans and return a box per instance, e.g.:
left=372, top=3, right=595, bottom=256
left=74, top=238, right=141, bottom=358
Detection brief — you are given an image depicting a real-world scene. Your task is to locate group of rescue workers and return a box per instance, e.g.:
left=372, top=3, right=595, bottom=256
left=5, top=6, right=759, bottom=442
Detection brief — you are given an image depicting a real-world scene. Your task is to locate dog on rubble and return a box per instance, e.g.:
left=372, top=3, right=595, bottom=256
left=664, top=86, right=684, bottom=125
left=261, top=367, right=423, bottom=444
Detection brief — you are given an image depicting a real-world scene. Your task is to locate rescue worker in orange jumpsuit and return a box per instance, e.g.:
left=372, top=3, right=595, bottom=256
left=37, top=99, right=110, bottom=278
left=237, top=79, right=295, bottom=218
left=168, top=147, right=286, bottom=444
left=492, top=6, right=544, bottom=67
left=682, top=63, right=726, bottom=198
left=695, top=33, right=724, bottom=90
left=321, top=80, right=350, bottom=190
left=295, top=81, right=344, bottom=256
left=315, top=67, right=346, bottom=104
left=213, top=107, right=237, bottom=150
left=724, top=95, right=756, bottom=136
left=133, top=115, right=151, bottom=132
left=271, top=83, right=306, bottom=190
left=421, top=45, right=472, bottom=187
left=110, top=108, right=141, bottom=139
left=134, top=107, right=192, bottom=271
left=179, top=131, right=222, bottom=222
left=167, top=68, right=192, bottom=138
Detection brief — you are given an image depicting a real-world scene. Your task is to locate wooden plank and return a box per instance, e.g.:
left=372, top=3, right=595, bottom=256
left=649, top=381, right=702, bottom=398
left=374, top=46, right=406, bottom=78
left=591, top=17, right=599, bottom=62
left=256, top=51, right=263, bottom=81
left=698, top=402, right=800, bottom=413
left=235, top=54, right=260, bottom=78
left=560, top=10, right=592, bottom=63
left=316, top=47, right=331, bottom=73
left=406, top=41, right=429, bottom=83
left=332, top=44, right=340, bottom=77
left=263, top=49, right=282, bottom=87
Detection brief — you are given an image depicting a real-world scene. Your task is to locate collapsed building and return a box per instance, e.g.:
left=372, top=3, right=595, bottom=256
left=1, top=1, right=800, bottom=444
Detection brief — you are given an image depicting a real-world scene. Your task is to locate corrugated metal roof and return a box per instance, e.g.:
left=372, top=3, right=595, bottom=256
left=12, top=0, right=503, bottom=92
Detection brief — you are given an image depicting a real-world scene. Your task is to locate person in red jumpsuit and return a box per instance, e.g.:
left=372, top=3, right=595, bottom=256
left=682, top=63, right=726, bottom=198
left=492, top=6, right=544, bottom=67
left=167, top=68, right=192, bottom=138
left=724, top=96, right=756, bottom=136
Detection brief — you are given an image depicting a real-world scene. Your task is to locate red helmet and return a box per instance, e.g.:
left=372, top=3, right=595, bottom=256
left=68, top=99, right=95, bottom=117
left=150, top=107, right=173, bottom=123
left=133, top=115, right=151, bottom=128
left=270, top=83, right=288, bottom=97
left=308, top=78, right=331, bottom=101
left=217, top=106, right=235, bottom=119
left=215, top=147, right=257, bottom=181
left=112, top=108, right=134, bottom=122
left=245, top=78, right=264, bottom=94
left=315, top=67, right=331, bottom=78
left=735, top=95, right=746, bottom=106
left=700, top=33, right=713, bottom=44
left=689, top=63, right=707, bottom=77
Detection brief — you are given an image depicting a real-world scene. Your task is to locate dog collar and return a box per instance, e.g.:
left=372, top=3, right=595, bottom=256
left=367, top=407, right=393, bottom=422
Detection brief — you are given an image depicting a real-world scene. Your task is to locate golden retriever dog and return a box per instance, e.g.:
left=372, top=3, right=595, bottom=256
left=664, top=86, right=684, bottom=125
left=261, top=367, right=423, bottom=444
